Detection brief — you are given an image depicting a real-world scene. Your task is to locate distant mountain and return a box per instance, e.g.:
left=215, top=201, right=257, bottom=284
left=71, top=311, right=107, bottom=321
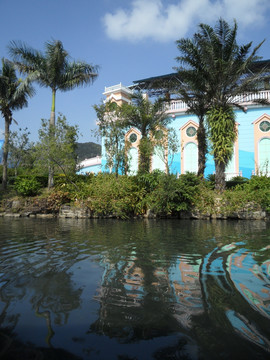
left=76, top=142, right=101, bottom=162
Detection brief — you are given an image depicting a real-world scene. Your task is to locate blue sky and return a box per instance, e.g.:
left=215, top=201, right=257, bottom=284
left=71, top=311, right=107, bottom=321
left=1, top=0, right=270, bottom=143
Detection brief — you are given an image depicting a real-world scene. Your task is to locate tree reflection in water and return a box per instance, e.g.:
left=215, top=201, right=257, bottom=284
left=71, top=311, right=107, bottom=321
left=0, top=218, right=269, bottom=359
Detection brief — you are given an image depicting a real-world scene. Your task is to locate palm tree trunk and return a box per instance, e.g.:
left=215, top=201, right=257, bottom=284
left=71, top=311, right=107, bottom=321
left=2, top=114, right=11, bottom=190
left=48, top=89, right=56, bottom=188
left=197, top=116, right=207, bottom=178
left=215, top=159, right=226, bottom=192
left=138, top=136, right=152, bottom=174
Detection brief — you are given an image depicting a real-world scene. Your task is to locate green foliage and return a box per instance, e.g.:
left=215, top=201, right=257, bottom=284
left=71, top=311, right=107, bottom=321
left=207, top=106, right=236, bottom=164
left=14, top=176, right=43, bottom=196
left=138, top=137, right=153, bottom=174
left=206, top=174, right=215, bottom=189
left=8, top=127, right=35, bottom=175
left=0, top=58, right=35, bottom=190
left=144, top=172, right=200, bottom=216
left=77, top=174, right=145, bottom=219
left=248, top=175, right=270, bottom=190
left=35, top=114, right=78, bottom=178
left=94, top=101, right=128, bottom=176
left=193, top=181, right=216, bottom=214
left=153, top=128, right=179, bottom=174
left=247, top=176, right=270, bottom=210
left=135, top=170, right=163, bottom=192
left=218, top=175, right=270, bottom=214
left=226, top=176, right=249, bottom=189
left=120, top=92, right=171, bottom=174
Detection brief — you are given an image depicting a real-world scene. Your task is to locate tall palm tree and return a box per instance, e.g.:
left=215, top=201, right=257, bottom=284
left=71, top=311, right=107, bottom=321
left=0, top=58, right=34, bottom=190
left=200, top=19, right=265, bottom=190
left=121, top=92, right=171, bottom=174
left=9, top=40, right=99, bottom=187
left=175, top=38, right=211, bottom=177
left=178, top=19, right=265, bottom=191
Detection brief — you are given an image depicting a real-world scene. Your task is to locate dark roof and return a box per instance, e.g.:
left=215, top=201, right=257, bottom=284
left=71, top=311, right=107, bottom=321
left=131, top=59, right=270, bottom=96
left=131, top=73, right=182, bottom=96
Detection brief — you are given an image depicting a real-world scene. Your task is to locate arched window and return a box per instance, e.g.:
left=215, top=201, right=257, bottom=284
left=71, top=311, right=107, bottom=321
left=184, top=142, right=198, bottom=173
left=253, top=114, right=270, bottom=175
left=180, top=120, right=199, bottom=174
left=129, top=147, right=139, bottom=175
left=125, top=128, right=141, bottom=175
left=258, top=138, right=270, bottom=175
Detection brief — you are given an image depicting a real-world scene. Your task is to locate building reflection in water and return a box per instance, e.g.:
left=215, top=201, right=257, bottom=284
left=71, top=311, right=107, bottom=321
left=91, top=241, right=270, bottom=356
left=227, top=247, right=270, bottom=319
left=169, top=255, right=203, bottom=329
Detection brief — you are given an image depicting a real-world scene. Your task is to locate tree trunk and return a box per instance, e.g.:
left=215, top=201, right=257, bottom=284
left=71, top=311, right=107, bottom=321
left=197, top=116, right=207, bottom=178
left=138, top=136, right=152, bottom=174
left=215, top=159, right=226, bottom=192
left=2, top=114, right=11, bottom=190
left=48, top=89, right=56, bottom=188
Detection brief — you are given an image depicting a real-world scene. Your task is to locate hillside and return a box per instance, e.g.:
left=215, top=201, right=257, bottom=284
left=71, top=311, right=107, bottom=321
left=76, top=142, right=101, bottom=162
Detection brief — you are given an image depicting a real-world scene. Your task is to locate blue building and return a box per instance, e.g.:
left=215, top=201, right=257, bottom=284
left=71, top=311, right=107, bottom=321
left=77, top=156, right=102, bottom=175
left=90, top=75, right=270, bottom=179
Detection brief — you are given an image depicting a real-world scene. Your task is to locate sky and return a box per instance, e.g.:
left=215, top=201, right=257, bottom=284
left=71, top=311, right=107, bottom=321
left=1, top=0, right=270, bottom=143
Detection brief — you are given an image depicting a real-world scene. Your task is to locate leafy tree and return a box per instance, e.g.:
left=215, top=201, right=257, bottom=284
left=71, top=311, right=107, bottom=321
left=8, top=127, right=34, bottom=175
left=9, top=39, right=99, bottom=187
left=0, top=58, right=34, bottom=189
left=121, top=92, right=171, bottom=174
left=153, top=127, right=179, bottom=174
left=94, top=101, right=129, bottom=176
left=35, top=114, right=79, bottom=181
left=177, top=19, right=265, bottom=191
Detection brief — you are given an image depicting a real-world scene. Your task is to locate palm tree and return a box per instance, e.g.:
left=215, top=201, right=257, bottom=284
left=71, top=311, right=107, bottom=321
left=175, top=38, right=211, bottom=177
left=9, top=40, right=99, bottom=187
left=121, top=92, right=171, bottom=174
left=0, top=58, right=34, bottom=190
left=178, top=19, right=265, bottom=191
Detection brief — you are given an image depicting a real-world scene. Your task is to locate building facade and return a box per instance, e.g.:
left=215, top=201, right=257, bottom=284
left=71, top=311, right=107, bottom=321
left=97, top=80, right=270, bottom=179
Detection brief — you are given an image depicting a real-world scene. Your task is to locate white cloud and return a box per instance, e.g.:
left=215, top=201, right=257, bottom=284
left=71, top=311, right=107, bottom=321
left=103, top=0, right=270, bottom=42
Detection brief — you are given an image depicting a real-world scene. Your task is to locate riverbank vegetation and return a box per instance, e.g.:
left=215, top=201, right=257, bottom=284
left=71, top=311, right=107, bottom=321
left=0, top=170, right=269, bottom=219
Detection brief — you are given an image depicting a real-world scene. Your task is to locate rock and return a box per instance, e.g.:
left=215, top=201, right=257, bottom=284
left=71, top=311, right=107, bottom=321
left=59, top=205, right=91, bottom=219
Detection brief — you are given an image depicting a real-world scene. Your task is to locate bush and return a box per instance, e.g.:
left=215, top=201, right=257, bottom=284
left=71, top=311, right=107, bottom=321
left=146, top=172, right=199, bottom=216
left=226, top=176, right=249, bottom=189
left=205, top=174, right=215, bottom=189
left=74, top=174, right=145, bottom=219
left=14, top=176, right=43, bottom=196
left=135, top=170, right=164, bottom=192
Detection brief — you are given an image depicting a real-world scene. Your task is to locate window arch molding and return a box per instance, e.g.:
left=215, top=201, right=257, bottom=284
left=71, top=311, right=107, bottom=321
left=253, top=114, right=270, bottom=174
left=180, top=120, right=199, bottom=174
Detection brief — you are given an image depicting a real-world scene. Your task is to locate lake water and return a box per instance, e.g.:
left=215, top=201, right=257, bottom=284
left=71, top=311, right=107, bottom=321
left=0, top=218, right=270, bottom=359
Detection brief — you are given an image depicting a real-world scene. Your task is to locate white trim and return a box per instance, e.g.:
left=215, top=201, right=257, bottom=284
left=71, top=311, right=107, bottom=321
left=78, top=156, right=102, bottom=168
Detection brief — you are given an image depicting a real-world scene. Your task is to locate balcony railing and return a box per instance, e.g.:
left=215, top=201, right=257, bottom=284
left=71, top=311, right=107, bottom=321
left=164, top=90, right=270, bottom=113
left=104, top=83, right=133, bottom=95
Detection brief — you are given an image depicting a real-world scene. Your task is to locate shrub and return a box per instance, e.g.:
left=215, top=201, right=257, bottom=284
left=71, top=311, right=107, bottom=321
left=147, top=173, right=199, bottom=216
left=135, top=170, right=164, bottom=192
left=226, top=176, right=249, bottom=189
left=14, top=176, right=43, bottom=196
left=76, top=174, right=145, bottom=218
left=205, top=174, right=215, bottom=189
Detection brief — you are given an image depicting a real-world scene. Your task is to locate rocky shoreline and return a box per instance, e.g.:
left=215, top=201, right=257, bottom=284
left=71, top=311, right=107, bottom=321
left=0, top=199, right=269, bottom=220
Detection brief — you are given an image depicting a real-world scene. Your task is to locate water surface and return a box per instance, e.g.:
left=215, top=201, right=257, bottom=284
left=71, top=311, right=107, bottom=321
left=0, top=218, right=270, bottom=359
